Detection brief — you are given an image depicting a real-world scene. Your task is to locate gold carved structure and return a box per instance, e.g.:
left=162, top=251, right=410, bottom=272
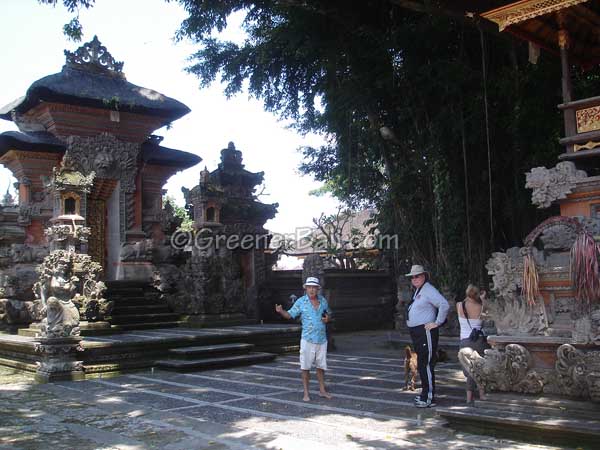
left=481, top=0, right=589, bottom=30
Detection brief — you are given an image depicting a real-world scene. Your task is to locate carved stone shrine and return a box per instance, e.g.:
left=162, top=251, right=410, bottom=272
left=458, top=1, right=600, bottom=403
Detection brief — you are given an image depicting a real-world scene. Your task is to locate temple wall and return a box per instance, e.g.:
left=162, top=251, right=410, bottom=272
left=262, top=269, right=396, bottom=332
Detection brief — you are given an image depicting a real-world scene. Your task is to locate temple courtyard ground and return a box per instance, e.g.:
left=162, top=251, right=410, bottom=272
left=0, top=331, right=582, bottom=450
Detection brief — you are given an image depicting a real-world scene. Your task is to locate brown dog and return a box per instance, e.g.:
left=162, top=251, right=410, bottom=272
left=404, top=345, right=418, bottom=391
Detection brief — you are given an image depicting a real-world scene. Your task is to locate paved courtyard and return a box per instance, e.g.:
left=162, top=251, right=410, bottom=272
left=0, top=332, right=570, bottom=450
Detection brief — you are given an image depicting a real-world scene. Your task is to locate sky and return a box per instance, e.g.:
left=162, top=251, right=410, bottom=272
left=0, top=0, right=340, bottom=243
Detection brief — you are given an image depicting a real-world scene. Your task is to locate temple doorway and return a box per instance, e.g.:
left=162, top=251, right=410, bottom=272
left=86, top=179, right=120, bottom=280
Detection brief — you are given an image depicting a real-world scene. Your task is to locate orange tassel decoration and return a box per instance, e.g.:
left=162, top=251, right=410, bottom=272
left=522, top=251, right=540, bottom=306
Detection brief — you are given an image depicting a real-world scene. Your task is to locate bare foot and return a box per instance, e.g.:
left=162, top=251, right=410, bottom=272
left=303, top=394, right=311, bottom=402
left=319, top=391, right=332, bottom=399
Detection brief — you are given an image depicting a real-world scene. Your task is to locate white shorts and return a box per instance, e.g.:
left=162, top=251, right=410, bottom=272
left=299, top=339, right=327, bottom=370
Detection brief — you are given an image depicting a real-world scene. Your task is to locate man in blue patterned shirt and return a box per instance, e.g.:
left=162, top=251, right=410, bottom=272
left=275, top=276, right=332, bottom=401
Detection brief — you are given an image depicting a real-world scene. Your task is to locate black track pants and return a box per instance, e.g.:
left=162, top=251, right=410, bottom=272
left=408, top=324, right=439, bottom=402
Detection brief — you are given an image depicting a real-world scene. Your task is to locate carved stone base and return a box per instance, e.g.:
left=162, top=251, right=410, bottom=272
left=459, top=339, right=600, bottom=402
left=34, top=336, right=84, bottom=382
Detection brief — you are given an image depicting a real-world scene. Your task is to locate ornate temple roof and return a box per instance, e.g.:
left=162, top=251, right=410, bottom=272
left=0, top=36, right=191, bottom=124
left=480, top=0, right=600, bottom=67
left=0, top=131, right=65, bottom=156
left=141, top=138, right=201, bottom=168
left=210, top=142, right=265, bottom=188
left=0, top=130, right=201, bottom=170
left=397, top=1, right=600, bottom=67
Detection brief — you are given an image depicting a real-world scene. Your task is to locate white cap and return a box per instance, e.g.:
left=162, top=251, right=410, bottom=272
left=304, top=277, right=321, bottom=287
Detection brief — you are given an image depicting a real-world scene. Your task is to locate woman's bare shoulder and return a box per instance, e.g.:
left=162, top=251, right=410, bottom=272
left=456, top=300, right=464, bottom=316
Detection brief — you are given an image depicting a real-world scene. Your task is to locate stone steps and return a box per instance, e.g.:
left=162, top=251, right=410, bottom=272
left=111, top=304, right=170, bottom=315
left=105, top=281, right=180, bottom=331
left=156, top=341, right=277, bottom=372
left=109, top=313, right=180, bottom=325
left=437, top=393, right=600, bottom=447
left=117, top=321, right=182, bottom=331
left=156, top=351, right=277, bottom=372
left=168, top=342, right=255, bottom=359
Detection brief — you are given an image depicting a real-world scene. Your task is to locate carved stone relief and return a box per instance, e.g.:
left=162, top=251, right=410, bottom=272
left=485, top=294, right=548, bottom=336
left=458, top=344, right=545, bottom=394
left=556, top=344, right=600, bottom=402
left=572, top=307, right=600, bottom=345
left=486, top=247, right=526, bottom=299
left=65, top=133, right=140, bottom=236
left=120, top=239, right=154, bottom=262
left=525, top=161, right=587, bottom=209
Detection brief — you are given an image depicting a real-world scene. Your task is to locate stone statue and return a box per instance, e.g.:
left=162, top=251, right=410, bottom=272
left=0, top=298, right=36, bottom=327
left=34, top=252, right=80, bottom=338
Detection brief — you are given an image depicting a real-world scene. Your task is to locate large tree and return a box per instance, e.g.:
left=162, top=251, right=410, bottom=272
left=43, top=0, right=599, bottom=293
left=174, top=0, right=574, bottom=290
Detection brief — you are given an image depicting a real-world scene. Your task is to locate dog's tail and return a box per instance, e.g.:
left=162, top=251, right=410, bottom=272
left=404, top=345, right=412, bottom=360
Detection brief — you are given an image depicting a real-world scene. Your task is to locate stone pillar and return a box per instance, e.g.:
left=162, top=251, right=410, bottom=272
left=35, top=336, right=84, bottom=382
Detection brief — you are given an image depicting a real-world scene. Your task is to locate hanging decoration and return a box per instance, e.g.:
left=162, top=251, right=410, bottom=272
left=522, top=249, right=540, bottom=306
left=570, top=230, right=600, bottom=304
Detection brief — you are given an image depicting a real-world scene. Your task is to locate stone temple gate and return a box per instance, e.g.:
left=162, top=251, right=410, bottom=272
left=0, top=36, right=200, bottom=280
left=0, top=37, right=278, bottom=345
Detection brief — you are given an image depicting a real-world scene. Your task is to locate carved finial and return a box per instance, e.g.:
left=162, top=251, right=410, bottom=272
left=64, top=35, right=125, bottom=76
left=220, top=142, right=244, bottom=169
left=200, top=166, right=210, bottom=185
left=2, top=187, right=14, bottom=206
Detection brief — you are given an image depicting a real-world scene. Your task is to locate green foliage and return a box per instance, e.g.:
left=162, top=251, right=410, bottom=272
left=38, top=0, right=95, bottom=12
left=163, top=195, right=193, bottom=232
left=39, top=0, right=600, bottom=295
left=38, top=0, right=95, bottom=41
left=170, top=0, right=598, bottom=293
left=63, top=17, right=83, bottom=42
left=304, top=207, right=378, bottom=269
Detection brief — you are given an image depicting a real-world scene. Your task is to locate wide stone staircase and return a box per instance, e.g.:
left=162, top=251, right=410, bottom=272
left=155, top=342, right=276, bottom=372
left=106, top=280, right=181, bottom=330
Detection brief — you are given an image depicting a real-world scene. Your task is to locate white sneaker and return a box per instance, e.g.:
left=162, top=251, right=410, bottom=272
left=414, top=399, right=436, bottom=408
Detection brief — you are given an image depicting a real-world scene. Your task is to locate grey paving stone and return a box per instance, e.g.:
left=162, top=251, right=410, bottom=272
left=183, top=404, right=280, bottom=424
left=167, top=373, right=298, bottom=394
left=221, top=397, right=324, bottom=419
left=111, top=390, right=199, bottom=410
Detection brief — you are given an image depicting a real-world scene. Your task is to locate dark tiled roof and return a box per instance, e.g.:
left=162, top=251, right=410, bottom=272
left=0, top=131, right=201, bottom=170
left=0, top=130, right=65, bottom=157
left=141, top=140, right=201, bottom=169
left=0, top=67, right=191, bottom=124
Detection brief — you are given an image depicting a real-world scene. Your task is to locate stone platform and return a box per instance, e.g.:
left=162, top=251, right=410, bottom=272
left=0, top=323, right=301, bottom=378
left=0, top=330, right=582, bottom=450
left=438, top=391, right=600, bottom=448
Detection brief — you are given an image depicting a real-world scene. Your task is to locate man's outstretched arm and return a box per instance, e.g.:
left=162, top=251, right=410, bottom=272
left=275, top=304, right=291, bottom=319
